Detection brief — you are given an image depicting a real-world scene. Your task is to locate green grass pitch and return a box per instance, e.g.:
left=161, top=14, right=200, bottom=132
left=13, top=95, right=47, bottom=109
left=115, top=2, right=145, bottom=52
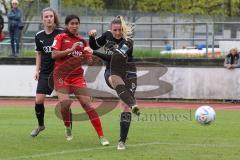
left=0, top=106, right=239, bottom=160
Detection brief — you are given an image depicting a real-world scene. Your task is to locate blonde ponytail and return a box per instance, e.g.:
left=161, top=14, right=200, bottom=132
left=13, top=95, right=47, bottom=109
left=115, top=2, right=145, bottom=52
left=111, top=15, right=134, bottom=40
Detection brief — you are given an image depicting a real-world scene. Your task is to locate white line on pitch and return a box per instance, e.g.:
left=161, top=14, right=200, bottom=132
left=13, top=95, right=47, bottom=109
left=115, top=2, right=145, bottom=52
left=1, top=141, right=239, bottom=160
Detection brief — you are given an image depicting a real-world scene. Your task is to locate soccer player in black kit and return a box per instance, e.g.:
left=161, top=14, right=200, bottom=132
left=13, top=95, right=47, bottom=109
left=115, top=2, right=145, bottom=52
left=89, top=15, right=140, bottom=150
left=30, top=8, right=63, bottom=137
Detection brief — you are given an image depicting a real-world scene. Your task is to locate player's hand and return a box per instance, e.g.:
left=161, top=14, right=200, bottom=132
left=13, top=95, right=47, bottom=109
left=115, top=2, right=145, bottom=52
left=69, top=42, right=81, bottom=52
left=83, top=47, right=94, bottom=64
left=84, top=46, right=93, bottom=54
left=88, top=29, right=97, bottom=37
left=34, top=72, right=39, bottom=80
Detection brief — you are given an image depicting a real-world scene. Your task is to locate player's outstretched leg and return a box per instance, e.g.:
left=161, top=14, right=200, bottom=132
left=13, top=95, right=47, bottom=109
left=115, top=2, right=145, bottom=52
left=115, top=84, right=140, bottom=116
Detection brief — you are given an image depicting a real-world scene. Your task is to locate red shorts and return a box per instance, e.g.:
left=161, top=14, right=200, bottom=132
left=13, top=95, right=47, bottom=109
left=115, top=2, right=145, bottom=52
left=54, top=75, right=87, bottom=94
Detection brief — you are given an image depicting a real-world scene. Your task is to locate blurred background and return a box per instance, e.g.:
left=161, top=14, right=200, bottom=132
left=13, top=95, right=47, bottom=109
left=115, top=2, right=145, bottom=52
left=1, top=0, right=240, bottom=58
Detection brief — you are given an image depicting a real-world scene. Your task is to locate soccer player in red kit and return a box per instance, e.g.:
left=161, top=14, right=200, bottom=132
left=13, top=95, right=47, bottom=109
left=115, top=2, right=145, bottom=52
left=52, top=14, right=109, bottom=146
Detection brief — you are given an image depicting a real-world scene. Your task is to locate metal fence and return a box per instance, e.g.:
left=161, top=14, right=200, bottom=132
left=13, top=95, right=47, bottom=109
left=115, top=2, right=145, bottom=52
left=1, top=20, right=240, bottom=55
left=2, top=2, right=240, bottom=55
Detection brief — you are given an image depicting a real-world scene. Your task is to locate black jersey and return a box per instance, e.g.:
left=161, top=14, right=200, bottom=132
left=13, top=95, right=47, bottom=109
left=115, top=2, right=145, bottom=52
left=89, top=31, right=134, bottom=69
left=35, top=28, right=63, bottom=75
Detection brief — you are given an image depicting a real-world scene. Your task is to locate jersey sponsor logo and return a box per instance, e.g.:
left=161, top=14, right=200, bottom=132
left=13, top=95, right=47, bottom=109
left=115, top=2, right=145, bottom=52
left=106, top=49, right=114, bottom=55
left=43, top=46, right=52, bottom=54
left=71, top=50, right=83, bottom=57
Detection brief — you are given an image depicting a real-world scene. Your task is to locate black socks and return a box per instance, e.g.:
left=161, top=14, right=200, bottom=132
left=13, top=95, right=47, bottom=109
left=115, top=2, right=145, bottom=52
left=119, top=112, right=132, bottom=143
left=35, top=103, right=45, bottom=126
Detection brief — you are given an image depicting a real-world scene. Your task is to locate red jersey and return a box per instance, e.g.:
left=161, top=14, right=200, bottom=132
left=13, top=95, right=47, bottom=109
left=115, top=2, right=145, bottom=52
left=52, top=32, right=92, bottom=77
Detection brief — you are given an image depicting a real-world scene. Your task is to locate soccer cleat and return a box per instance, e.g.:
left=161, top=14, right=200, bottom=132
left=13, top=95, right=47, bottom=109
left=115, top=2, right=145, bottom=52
left=117, top=141, right=126, bottom=150
left=65, top=127, right=73, bottom=141
left=30, top=126, right=45, bottom=137
left=132, top=105, right=140, bottom=116
left=99, top=137, right=110, bottom=146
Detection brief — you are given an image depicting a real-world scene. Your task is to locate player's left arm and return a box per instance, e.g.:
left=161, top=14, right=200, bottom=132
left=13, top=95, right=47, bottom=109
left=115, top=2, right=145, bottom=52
left=52, top=34, right=79, bottom=59
left=125, top=39, right=134, bottom=62
left=83, top=46, right=94, bottom=65
left=93, top=50, right=112, bottom=61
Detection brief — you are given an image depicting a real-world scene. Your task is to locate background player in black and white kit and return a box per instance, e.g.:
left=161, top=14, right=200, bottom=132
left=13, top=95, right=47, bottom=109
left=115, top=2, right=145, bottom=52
left=88, top=15, right=140, bottom=150
left=31, top=7, right=63, bottom=137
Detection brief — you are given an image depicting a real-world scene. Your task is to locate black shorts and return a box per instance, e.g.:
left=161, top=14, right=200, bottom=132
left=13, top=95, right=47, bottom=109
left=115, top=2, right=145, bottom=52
left=36, top=74, right=53, bottom=95
left=104, top=69, right=137, bottom=95
left=110, top=53, right=127, bottom=78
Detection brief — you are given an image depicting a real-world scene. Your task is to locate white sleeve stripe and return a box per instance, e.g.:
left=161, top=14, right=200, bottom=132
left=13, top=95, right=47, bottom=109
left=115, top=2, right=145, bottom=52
left=126, top=71, right=136, bottom=74
left=116, top=49, right=127, bottom=57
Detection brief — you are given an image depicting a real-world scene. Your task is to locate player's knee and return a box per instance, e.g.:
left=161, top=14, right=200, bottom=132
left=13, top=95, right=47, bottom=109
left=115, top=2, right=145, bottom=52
left=35, top=96, right=45, bottom=104
left=54, top=99, right=72, bottom=120
left=59, top=99, right=73, bottom=110
left=109, top=75, right=124, bottom=89
left=82, top=103, right=93, bottom=111
left=122, top=107, right=131, bottom=112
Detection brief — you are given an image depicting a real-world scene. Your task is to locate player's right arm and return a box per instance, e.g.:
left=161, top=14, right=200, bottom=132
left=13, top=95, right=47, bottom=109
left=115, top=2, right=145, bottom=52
left=88, top=29, right=107, bottom=50
left=52, top=46, right=76, bottom=59
left=34, top=35, right=41, bottom=80
left=35, top=51, right=41, bottom=80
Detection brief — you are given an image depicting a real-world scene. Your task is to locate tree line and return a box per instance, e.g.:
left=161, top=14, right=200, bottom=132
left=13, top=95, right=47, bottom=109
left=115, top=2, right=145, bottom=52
left=0, top=0, right=240, bottom=17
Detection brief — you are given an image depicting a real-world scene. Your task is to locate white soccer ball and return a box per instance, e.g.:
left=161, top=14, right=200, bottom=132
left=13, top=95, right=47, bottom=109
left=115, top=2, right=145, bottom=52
left=195, top=105, right=216, bottom=125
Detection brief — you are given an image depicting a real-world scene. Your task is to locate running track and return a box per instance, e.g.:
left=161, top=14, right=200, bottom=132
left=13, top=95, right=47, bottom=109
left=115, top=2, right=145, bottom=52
left=0, top=98, right=240, bottom=110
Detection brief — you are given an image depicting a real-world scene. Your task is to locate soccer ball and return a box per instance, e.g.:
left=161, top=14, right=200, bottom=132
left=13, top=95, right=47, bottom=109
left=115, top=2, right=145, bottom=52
left=195, top=105, right=216, bottom=125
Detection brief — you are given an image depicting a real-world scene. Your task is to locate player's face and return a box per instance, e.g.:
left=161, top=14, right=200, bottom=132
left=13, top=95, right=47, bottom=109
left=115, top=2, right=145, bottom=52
left=42, top=11, right=55, bottom=28
left=111, top=24, right=122, bottom=39
left=66, top=19, right=80, bottom=34
left=230, top=48, right=238, bottom=55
